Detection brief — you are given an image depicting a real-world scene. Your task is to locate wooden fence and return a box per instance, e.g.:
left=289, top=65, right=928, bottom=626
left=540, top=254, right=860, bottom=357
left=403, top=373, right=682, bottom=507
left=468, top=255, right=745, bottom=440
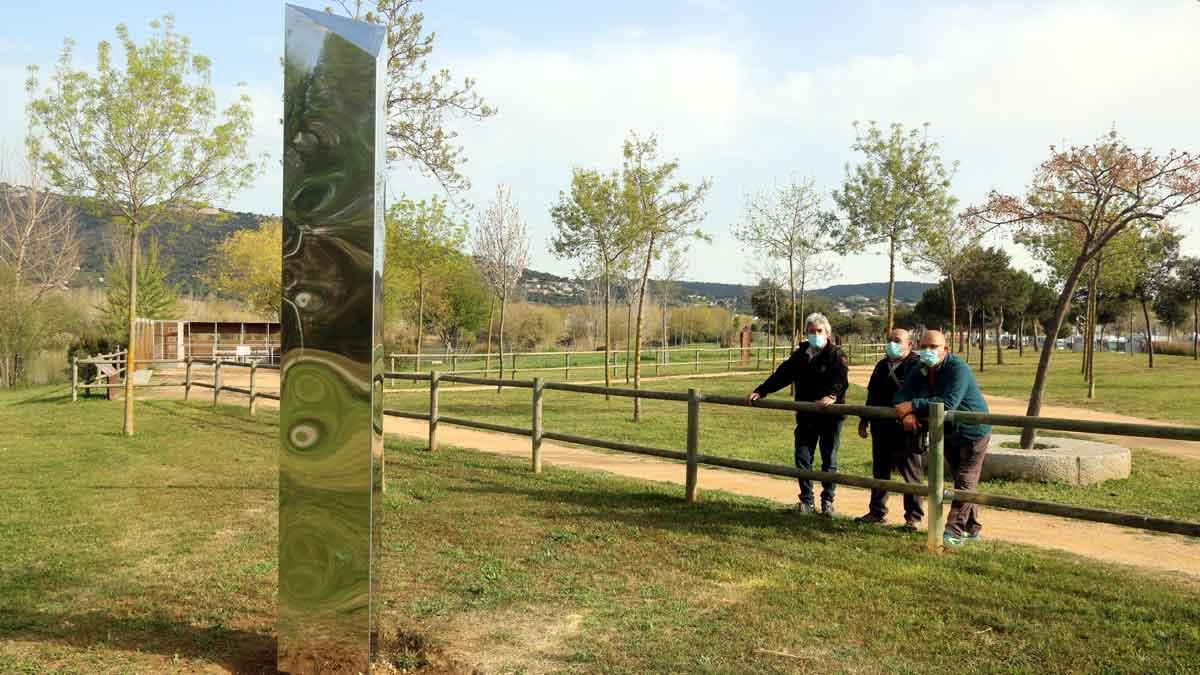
left=386, top=343, right=891, bottom=383
left=71, top=356, right=1200, bottom=552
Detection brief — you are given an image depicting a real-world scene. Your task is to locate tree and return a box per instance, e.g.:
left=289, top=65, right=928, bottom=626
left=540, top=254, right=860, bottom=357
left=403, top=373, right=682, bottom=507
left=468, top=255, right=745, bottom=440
left=913, top=280, right=952, bottom=330
left=0, top=157, right=81, bottom=387
left=1127, top=227, right=1179, bottom=368
left=333, top=0, right=495, bottom=195
left=100, top=237, right=179, bottom=337
left=204, top=218, right=282, bottom=319
left=654, top=244, right=688, bottom=351
left=386, top=195, right=468, bottom=369
left=832, top=121, right=958, bottom=332
left=998, top=268, right=1034, bottom=363
left=26, top=16, right=259, bottom=434
left=424, top=254, right=489, bottom=353
left=1154, top=283, right=1189, bottom=342
left=908, top=216, right=984, bottom=349
left=956, top=247, right=1010, bottom=371
left=550, top=168, right=634, bottom=396
left=622, top=132, right=711, bottom=421
left=734, top=176, right=834, bottom=350
left=474, top=184, right=529, bottom=389
left=974, top=130, right=1200, bottom=447
left=1178, top=257, right=1200, bottom=360
left=1026, top=280, right=1059, bottom=352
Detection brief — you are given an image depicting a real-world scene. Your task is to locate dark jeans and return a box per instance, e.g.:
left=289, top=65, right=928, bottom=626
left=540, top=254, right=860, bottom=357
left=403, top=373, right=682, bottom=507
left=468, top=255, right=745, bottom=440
left=867, top=422, right=925, bottom=523
left=945, top=433, right=991, bottom=537
left=794, top=421, right=842, bottom=506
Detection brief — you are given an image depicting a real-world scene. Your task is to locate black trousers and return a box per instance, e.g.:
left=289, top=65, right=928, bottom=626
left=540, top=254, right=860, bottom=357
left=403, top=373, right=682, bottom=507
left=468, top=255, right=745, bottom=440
left=867, top=422, right=925, bottom=523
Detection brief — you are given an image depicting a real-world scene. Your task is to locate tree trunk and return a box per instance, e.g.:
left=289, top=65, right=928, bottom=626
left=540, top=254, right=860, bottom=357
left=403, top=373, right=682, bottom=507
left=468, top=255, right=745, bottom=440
left=123, top=227, right=138, bottom=436
left=948, top=275, right=957, bottom=353
left=965, top=307, right=973, bottom=360
left=1018, top=314, right=1025, bottom=358
left=484, top=293, right=495, bottom=376
left=604, top=278, right=611, bottom=400
left=625, top=291, right=632, bottom=383
left=496, top=288, right=508, bottom=392
left=996, top=307, right=1004, bottom=366
left=632, top=235, right=657, bottom=422
left=415, top=273, right=425, bottom=372
left=771, top=287, right=779, bottom=369
left=1193, top=299, right=1198, bottom=360
left=978, top=308, right=985, bottom=371
left=788, top=253, right=797, bottom=351
left=886, top=235, right=896, bottom=333
left=1022, top=257, right=1089, bottom=448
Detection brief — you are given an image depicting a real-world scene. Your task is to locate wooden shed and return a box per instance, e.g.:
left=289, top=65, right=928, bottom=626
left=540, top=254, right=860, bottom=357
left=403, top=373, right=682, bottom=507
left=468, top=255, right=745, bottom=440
left=133, top=319, right=280, bottom=365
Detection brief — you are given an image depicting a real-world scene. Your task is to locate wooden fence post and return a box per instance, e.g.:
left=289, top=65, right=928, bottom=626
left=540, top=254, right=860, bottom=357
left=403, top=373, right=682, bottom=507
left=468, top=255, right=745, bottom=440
left=686, top=388, right=700, bottom=502
left=727, top=347, right=732, bottom=371
left=71, top=356, right=78, bottom=402
left=212, top=360, right=222, bottom=407
left=532, top=377, right=544, bottom=474
left=451, top=355, right=457, bottom=373
left=693, top=349, right=699, bottom=374
left=428, top=370, right=440, bottom=452
left=927, top=402, right=947, bottom=553
left=249, top=362, right=258, bottom=417
left=756, top=346, right=761, bottom=371
left=184, top=358, right=193, bottom=401
left=564, top=352, right=570, bottom=381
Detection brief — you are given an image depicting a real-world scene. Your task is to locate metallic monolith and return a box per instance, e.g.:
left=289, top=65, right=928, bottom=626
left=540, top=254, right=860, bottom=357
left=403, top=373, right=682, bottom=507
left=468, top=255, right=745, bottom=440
left=280, top=6, right=386, bottom=672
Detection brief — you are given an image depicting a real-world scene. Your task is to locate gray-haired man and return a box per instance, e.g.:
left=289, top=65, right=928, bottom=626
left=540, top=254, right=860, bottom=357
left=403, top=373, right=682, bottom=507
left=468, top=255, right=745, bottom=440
left=747, top=313, right=848, bottom=515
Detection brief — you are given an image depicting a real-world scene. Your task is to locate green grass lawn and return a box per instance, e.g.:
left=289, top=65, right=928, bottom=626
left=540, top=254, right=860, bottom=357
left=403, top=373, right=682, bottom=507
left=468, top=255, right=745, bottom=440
left=391, top=371, right=1200, bottom=522
left=2, top=387, right=1199, bottom=673
left=969, top=350, right=1200, bottom=425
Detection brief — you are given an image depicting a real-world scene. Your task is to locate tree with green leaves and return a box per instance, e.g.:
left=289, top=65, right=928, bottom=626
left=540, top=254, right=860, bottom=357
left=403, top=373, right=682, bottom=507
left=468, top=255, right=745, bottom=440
left=385, top=195, right=468, bottom=369
left=26, top=16, right=260, bottom=435
left=832, top=121, right=958, bottom=333
left=1177, top=257, right=1200, bottom=360
left=908, top=216, right=984, bottom=349
left=1128, top=227, right=1180, bottom=368
left=975, top=130, right=1200, bottom=447
left=550, top=168, right=634, bottom=395
left=956, top=247, right=1010, bottom=371
left=622, top=132, right=711, bottom=421
left=734, top=176, right=835, bottom=350
left=1000, top=268, right=1035, bottom=362
left=423, top=253, right=490, bottom=354
left=204, top=218, right=282, bottom=320
left=100, top=237, right=179, bottom=337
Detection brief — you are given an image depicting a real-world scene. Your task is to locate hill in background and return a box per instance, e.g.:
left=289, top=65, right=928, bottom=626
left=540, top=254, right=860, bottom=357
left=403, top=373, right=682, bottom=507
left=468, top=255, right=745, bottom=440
left=4, top=185, right=932, bottom=305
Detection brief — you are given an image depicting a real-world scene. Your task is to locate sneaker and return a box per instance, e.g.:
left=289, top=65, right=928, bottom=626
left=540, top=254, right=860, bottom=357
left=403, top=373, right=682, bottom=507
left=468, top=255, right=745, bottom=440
left=820, top=502, right=836, bottom=517
left=963, top=531, right=983, bottom=544
left=943, top=531, right=966, bottom=547
left=899, top=519, right=919, bottom=533
left=854, top=512, right=886, bottom=524
left=785, top=502, right=816, bottom=515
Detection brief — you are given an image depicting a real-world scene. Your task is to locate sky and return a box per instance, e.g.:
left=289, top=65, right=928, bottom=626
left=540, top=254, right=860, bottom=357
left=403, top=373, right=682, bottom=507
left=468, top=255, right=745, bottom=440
left=3, top=0, right=1200, bottom=288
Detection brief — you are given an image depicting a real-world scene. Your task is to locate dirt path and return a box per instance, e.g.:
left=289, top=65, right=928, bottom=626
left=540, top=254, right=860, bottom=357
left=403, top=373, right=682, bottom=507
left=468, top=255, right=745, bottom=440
left=845, top=366, right=1200, bottom=460
left=382, top=416, right=1200, bottom=580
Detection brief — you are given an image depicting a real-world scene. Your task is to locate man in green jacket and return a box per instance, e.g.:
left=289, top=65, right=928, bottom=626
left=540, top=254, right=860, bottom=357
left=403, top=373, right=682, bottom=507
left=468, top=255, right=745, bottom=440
left=893, top=330, right=992, bottom=547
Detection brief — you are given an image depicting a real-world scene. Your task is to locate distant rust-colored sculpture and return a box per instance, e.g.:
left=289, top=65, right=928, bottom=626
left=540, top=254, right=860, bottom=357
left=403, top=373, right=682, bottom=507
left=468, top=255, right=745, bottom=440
left=280, top=5, right=386, bottom=673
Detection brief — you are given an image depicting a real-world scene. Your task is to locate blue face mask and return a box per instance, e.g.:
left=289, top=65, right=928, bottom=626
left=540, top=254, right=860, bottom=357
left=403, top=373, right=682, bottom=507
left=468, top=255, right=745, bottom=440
left=919, top=349, right=940, bottom=367
left=808, top=333, right=827, bottom=350
left=885, top=342, right=905, bottom=360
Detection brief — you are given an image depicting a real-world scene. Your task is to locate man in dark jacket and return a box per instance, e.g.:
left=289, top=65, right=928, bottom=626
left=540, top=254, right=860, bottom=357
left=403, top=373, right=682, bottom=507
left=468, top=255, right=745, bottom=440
left=893, top=330, right=992, bottom=547
left=855, top=328, right=924, bottom=530
left=746, top=313, right=848, bottom=515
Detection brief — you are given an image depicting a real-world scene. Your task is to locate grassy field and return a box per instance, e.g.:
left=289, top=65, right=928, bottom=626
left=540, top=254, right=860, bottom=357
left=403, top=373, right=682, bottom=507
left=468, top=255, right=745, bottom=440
left=2, top=387, right=1199, bottom=673
left=392, top=369, right=1200, bottom=523
left=969, top=350, right=1200, bottom=425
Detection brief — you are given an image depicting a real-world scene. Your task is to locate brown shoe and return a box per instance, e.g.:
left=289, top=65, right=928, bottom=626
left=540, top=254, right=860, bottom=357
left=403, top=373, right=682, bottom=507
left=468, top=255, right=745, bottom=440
left=854, top=512, right=886, bottom=524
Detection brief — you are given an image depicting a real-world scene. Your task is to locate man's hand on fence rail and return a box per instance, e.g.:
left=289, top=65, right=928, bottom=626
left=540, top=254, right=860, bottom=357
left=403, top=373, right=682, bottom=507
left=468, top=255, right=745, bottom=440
left=901, top=414, right=920, bottom=432
left=815, top=395, right=836, bottom=409
left=745, top=391, right=762, bottom=405
left=894, top=401, right=914, bottom=419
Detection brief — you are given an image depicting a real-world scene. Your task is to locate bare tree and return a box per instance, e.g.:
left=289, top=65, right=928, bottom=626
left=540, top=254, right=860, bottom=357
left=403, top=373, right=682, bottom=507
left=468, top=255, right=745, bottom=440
left=734, top=176, right=835, bottom=350
left=0, top=154, right=81, bottom=386
left=474, top=184, right=529, bottom=389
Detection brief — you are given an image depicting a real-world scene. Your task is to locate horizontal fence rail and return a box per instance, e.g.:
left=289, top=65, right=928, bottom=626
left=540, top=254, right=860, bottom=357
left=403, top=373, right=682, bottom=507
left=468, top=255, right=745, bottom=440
left=71, top=357, right=1200, bottom=548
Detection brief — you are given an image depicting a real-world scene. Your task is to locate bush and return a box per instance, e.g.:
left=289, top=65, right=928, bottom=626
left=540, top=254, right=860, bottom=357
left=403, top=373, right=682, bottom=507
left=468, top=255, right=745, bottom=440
left=68, top=334, right=120, bottom=384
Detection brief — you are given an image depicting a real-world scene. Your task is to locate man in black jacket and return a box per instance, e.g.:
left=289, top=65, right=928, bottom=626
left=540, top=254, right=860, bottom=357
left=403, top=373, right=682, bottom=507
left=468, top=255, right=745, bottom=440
left=746, top=313, right=848, bottom=515
left=854, top=328, right=924, bottom=530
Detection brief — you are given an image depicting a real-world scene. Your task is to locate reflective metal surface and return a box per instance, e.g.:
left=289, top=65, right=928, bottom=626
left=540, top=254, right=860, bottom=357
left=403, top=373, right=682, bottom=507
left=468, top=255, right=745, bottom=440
left=280, top=6, right=386, bottom=672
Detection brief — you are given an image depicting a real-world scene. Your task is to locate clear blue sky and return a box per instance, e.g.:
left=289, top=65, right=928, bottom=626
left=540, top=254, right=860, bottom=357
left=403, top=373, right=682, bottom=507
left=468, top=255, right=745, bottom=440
left=4, top=1, right=1199, bottom=285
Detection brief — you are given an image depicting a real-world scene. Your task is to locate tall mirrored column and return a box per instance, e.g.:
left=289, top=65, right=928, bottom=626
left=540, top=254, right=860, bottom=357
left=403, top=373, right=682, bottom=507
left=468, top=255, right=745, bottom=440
left=280, top=5, right=386, bottom=672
